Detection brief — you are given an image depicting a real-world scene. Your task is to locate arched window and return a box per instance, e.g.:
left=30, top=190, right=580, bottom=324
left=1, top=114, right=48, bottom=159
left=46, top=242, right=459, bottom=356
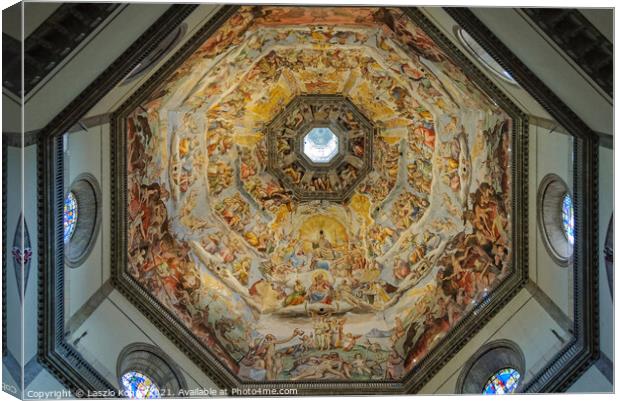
left=482, top=368, right=521, bottom=394
left=63, top=192, right=78, bottom=242
left=120, top=371, right=161, bottom=399
left=537, top=174, right=574, bottom=266
left=455, top=27, right=518, bottom=85
left=64, top=173, right=102, bottom=267
left=117, top=343, right=186, bottom=398
left=456, top=340, right=525, bottom=394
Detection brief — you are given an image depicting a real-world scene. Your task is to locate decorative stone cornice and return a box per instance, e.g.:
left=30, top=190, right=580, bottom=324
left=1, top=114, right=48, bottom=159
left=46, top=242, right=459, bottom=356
left=521, top=8, right=612, bottom=98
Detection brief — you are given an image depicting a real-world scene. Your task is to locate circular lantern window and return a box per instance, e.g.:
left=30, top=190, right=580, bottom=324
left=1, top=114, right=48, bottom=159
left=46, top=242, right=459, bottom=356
left=303, top=127, right=340, bottom=163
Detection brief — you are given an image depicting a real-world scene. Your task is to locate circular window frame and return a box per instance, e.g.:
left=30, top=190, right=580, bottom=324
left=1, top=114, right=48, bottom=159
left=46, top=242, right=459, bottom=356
left=456, top=339, right=526, bottom=394
left=64, top=173, right=102, bottom=268
left=117, top=343, right=187, bottom=398
left=537, top=174, right=574, bottom=267
left=454, top=26, right=519, bottom=86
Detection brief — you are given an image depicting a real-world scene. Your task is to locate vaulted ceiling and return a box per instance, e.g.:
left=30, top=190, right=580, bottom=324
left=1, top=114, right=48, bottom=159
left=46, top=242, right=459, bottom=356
left=117, top=5, right=524, bottom=390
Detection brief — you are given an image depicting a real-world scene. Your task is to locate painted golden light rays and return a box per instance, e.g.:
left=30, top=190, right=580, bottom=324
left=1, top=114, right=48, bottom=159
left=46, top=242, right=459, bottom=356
left=126, top=6, right=512, bottom=383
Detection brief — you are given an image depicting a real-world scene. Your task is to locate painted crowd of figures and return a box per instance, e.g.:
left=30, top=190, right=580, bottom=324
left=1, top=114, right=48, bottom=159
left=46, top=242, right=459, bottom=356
left=239, top=316, right=405, bottom=381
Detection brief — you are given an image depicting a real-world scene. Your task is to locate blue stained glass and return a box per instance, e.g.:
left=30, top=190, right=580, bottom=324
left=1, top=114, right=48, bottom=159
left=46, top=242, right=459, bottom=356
left=483, top=368, right=521, bottom=395
left=121, top=371, right=161, bottom=399
left=63, top=192, right=78, bottom=242
left=562, top=194, right=574, bottom=245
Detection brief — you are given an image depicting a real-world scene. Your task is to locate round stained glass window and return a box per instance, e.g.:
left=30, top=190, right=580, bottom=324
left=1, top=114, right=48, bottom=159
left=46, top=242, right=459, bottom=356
left=562, top=194, right=574, bottom=245
left=303, top=127, right=339, bottom=163
left=482, top=368, right=521, bottom=395
left=121, top=371, right=161, bottom=399
left=63, top=192, right=78, bottom=243
left=537, top=174, right=574, bottom=266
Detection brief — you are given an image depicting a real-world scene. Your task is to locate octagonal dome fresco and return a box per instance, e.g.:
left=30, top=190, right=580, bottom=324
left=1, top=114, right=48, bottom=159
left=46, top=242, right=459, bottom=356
left=120, top=5, right=516, bottom=390
left=304, top=127, right=339, bottom=163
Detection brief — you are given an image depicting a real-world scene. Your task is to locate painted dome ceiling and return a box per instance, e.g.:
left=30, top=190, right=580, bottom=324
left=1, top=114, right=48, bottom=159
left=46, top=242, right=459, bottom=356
left=122, top=6, right=515, bottom=388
